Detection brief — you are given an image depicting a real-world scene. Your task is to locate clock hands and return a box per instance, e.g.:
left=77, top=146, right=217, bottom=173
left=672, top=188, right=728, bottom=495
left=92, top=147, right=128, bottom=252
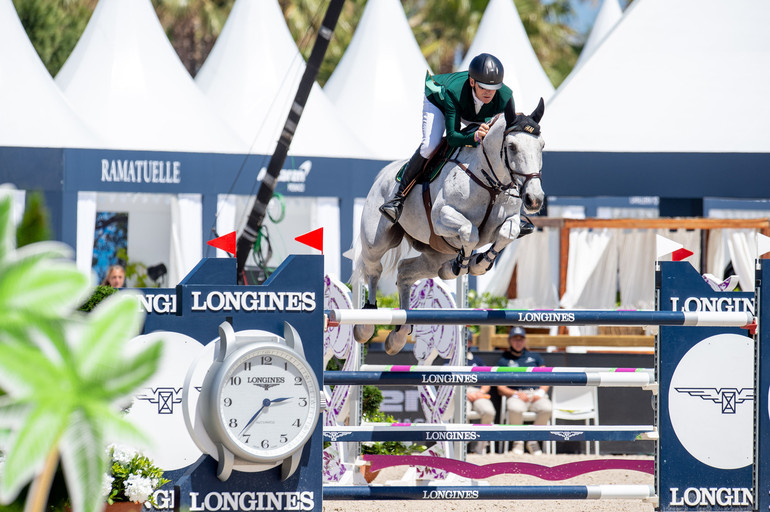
left=240, top=397, right=291, bottom=435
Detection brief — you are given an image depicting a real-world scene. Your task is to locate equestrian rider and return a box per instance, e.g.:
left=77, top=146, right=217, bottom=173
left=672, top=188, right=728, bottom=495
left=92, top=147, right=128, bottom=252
left=380, top=53, right=518, bottom=225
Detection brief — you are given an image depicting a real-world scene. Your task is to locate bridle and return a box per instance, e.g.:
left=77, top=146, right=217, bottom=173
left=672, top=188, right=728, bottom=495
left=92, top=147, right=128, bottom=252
left=447, top=114, right=542, bottom=198
left=486, top=114, right=543, bottom=196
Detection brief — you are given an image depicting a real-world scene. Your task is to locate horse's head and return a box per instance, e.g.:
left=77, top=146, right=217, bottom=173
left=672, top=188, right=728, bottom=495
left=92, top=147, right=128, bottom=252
left=493, top=98, right=545, bottom=214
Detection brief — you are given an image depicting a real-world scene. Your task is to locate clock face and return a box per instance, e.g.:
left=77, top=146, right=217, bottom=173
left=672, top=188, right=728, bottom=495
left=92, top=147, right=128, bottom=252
left=213, top=344, right=320, bottom=462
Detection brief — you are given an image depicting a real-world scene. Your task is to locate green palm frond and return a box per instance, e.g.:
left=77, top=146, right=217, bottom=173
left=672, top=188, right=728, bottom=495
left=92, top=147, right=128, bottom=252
left=0, top=195, right=162, bottom=512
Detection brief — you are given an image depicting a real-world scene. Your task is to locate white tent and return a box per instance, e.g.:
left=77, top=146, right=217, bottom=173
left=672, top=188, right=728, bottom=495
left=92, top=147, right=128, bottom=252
left=324, top=0, right=430, bottom=161
left=459, top=0, right=554, bottom=111
left=195, top=0, right=372, bottom=160
left=55, top=0, right=245, bottom=154
left=0, top=0, right=99, bottom=148
left=573, top=0, right=623, bottom=70
left=545, top=0, right=770, bottom=153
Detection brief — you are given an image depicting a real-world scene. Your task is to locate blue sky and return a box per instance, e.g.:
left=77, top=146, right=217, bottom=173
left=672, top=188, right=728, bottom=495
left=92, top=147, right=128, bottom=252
left=570, top=0, right=630, bottom=35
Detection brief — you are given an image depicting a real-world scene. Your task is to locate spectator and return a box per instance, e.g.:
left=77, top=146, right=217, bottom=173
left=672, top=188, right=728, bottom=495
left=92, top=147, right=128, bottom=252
left=496, top=326, right=552, bottom=455
left=101, top=265, right=125, bottom=288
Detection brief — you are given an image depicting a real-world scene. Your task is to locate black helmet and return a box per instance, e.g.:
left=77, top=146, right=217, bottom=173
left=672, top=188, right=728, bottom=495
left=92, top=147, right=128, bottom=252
left=468, top=53, right=504, bottom=90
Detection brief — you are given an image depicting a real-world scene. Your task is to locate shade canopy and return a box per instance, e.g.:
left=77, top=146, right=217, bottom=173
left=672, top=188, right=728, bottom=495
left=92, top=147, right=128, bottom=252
left=55, top=0, right=244, bottom=153
left=0, top=0, right=100, bottom=148
left=324, top=0, right=430, bottom=161
left=195, top=0, right=372, bottom=159
left=545, top=0, right=770, bottom=153
left=459, top=0, right=555, bottom=111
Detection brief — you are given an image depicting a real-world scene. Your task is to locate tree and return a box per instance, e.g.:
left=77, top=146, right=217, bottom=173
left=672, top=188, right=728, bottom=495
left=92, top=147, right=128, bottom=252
left=15, top=191, right=52, bottom=248
left=153, top=0, right=234, bottom=77
left=12, top=0, right=95, bottom=77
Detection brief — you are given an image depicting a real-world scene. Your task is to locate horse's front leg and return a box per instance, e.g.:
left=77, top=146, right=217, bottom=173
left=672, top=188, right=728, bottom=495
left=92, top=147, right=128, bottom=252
left=383, top=277, right=414, bottom=355
left=468, top=215, right=520, bottom=276
left=384, top=252, right=448, bottom=355
left=434, top=205, right=478, bottom=279
left=353, top=273, right=380, bottom=343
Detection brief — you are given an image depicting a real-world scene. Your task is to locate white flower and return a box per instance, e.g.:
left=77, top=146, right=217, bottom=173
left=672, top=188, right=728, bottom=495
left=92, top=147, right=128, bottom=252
left=124, top=473, right=155, bottom=503
left=109, top=443, right=138, bottom=465
left=101, top=474, right=114, bottom=497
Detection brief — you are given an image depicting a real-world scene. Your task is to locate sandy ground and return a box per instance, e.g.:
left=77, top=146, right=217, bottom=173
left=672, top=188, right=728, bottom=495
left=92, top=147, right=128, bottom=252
left=323, top=452, right=655, bottom=512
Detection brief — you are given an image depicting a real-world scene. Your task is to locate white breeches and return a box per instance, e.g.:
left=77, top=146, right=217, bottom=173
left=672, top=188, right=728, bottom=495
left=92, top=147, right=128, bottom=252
left=420, top=96, right=445, bottom=158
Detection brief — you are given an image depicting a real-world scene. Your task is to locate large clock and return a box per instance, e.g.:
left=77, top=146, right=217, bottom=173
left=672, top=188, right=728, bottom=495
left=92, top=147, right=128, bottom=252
left=197, top=321, right=321, bottom=481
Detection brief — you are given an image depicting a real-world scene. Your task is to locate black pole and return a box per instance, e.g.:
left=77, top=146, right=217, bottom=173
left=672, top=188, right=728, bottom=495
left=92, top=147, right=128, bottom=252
left=236, top=0, right=346, bottom=282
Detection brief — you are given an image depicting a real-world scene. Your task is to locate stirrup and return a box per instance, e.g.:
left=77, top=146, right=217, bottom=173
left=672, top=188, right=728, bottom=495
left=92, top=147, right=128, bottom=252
left=517, top=215, right=535, bottom=239
left=379, top=197, right=404, bottom=224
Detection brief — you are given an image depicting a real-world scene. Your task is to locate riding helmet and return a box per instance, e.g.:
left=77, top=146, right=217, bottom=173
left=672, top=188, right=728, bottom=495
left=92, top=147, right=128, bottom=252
left=468, top=53, right=504, bottom=90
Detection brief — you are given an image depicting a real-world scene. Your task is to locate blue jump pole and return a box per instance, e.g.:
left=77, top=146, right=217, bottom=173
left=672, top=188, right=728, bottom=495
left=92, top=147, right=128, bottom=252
left=323, top=485, right=655, bottom=500
left=326, top=309, right=753, bottom=327
left=323, top=370, right=653, bottom=387
left=323, top=424, right=655, bottom=442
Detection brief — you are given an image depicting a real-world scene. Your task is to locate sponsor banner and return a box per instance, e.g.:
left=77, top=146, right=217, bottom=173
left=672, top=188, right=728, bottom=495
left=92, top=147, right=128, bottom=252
left=657, top=262, right=754, bottom=511
left=756, top=260, right=770, bottom=511
left=132, top=255, right=324, bottom=512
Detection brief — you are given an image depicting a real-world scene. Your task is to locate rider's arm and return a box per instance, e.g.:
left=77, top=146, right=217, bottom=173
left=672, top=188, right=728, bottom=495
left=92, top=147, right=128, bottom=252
left=443, top=98, right=478, bottom=148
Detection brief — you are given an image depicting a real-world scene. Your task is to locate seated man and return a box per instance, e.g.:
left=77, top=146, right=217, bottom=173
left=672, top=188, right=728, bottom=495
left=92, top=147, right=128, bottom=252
left=496, top=326, right=552, bottom=455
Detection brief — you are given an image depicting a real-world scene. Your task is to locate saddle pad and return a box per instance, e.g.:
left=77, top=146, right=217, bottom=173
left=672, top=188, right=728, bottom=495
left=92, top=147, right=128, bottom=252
left=396, top=139, right=452, bottom=184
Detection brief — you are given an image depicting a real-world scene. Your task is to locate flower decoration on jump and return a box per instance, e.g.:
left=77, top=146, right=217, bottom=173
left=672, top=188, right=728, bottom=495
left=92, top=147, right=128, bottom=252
left=103, top=444, right=169, bottom=506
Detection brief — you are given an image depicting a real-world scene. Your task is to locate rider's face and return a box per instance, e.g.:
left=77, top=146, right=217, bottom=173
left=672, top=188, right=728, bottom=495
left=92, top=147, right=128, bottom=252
left=471, top=79, right=497, bottom=104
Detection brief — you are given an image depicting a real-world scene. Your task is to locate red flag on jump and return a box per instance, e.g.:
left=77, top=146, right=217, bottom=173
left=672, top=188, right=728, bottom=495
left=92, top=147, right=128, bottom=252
left=671, top=248, right=694, bottom=261
left=295, top=228, right=323, bottom=254
left=208, top=231, right=236, bottom=255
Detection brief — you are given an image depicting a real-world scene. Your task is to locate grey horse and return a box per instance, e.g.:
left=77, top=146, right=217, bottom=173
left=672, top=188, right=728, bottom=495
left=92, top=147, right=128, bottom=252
left=351, top=99, right=546, bottom=355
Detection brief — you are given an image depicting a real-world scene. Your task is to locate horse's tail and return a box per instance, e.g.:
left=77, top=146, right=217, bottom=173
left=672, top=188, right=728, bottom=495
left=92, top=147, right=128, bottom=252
left=348, top=235, right=406, bottom=287
left=349, top=234, right=365, bottom=287
left=381, top=239, right=406, bottom=279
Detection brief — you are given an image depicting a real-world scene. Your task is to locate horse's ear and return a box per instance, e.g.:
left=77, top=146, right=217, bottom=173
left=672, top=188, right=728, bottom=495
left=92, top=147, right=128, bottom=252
left=530, top=98, right=545, bottom=124
left=504, top=98, right=516, bottom=126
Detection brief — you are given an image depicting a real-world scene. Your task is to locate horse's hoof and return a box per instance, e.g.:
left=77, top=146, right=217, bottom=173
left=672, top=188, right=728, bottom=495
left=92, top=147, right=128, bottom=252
left=469, top=253, right=491, bottom=276
left=353, top=324, right=375, bottom=343
left=438, top=262, right=456, bottom=280
left=384, top=329, right=408, bottom=355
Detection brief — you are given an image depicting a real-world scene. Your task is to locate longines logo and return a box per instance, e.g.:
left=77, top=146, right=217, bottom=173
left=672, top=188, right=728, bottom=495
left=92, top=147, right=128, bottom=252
left=323, top=431, right=351, bottom=442
left=248, top=376, right=285, bottom=391
left=675, top=387, right=754, bottom=414
left=668, top=296, right=753, bottom=314
left=136, top=387, right=183, bottom=414
left=552, top=431, right=583, bottom=441
left=668, top=334, right=754, bottom=470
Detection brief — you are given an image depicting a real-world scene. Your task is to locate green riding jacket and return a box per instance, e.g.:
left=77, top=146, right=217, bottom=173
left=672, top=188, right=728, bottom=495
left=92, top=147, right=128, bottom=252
left=424, top=71, right=514, bottom=148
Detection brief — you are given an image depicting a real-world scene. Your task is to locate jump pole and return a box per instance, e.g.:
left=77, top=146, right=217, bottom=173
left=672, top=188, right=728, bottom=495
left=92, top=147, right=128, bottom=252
left=326, top=309, right=753, bottom=327
left=324, top=370, right=654, bottom=387
left=323, top=424, right=655, bottom=442
left=324, top=484, right=656, bottom=500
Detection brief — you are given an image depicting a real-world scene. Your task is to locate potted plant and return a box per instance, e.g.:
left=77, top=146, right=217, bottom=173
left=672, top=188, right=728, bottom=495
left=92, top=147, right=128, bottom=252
left=103, top=445, right=168, bottom=511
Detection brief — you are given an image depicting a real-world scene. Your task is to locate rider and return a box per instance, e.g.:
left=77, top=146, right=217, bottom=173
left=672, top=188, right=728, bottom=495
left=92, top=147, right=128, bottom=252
left=380, top=53, right=523, bottom=226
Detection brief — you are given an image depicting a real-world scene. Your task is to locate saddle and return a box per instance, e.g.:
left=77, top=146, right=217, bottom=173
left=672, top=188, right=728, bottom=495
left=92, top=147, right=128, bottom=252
left=396, top=138, right=453, bottom=185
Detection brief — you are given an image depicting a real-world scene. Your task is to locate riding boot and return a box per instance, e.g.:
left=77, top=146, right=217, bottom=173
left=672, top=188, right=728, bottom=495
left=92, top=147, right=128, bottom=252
left=517, top=215, right=535, bottom=239
left=379, top=150, right=427, bottom=224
